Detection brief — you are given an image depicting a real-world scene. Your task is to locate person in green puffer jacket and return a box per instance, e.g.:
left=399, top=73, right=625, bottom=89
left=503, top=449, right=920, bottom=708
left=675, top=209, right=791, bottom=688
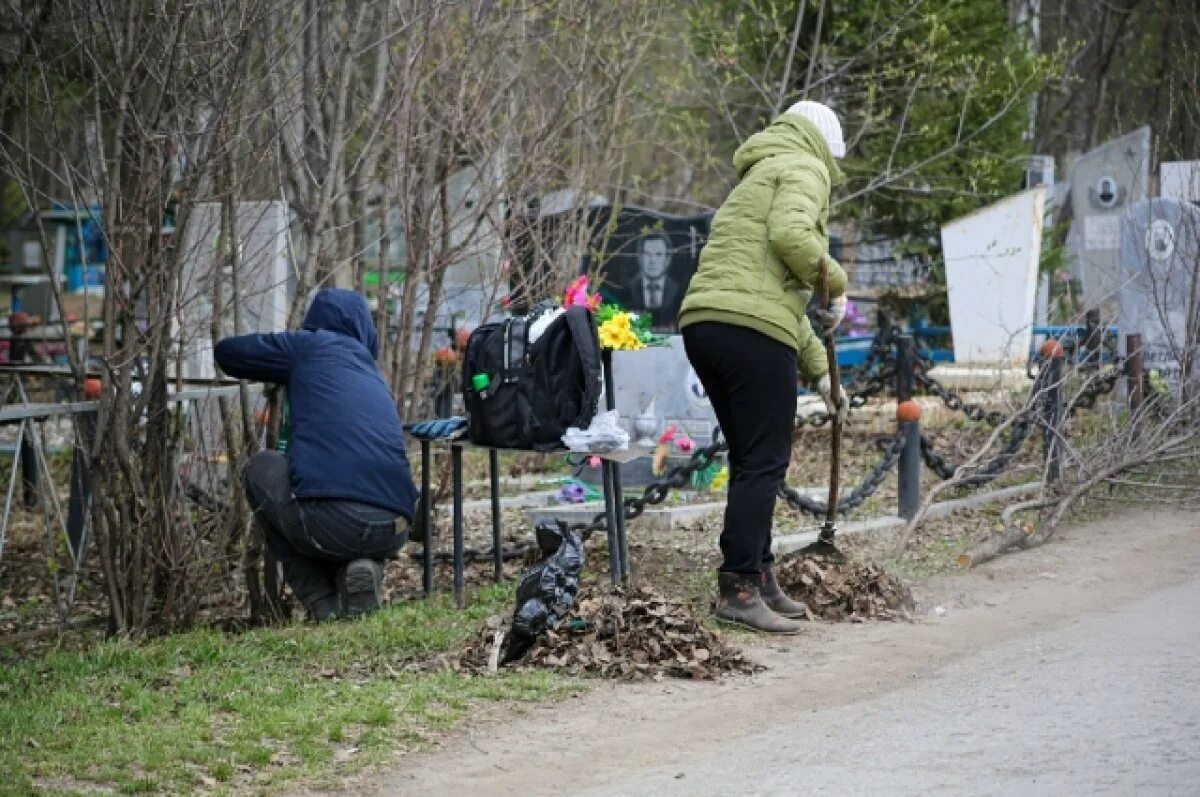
left=679, top=100, right=851, bottom=634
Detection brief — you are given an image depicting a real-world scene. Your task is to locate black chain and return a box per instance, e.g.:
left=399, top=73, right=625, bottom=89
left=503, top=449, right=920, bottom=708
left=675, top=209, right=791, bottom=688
left=913, top=368, right=1008, bottom=426
left=916, top=357, right=1057, bottom=487
left=918, top=434, right=957, bottom=480
left=917, top=413, right=1035, bottom=487
left=569, top=436, right=729, bottom=539
left=1068, top=359, right=1126, bottom=414
left=797, top=363, right=897, bottom=428
left=777, top=430, right=907, bottom=517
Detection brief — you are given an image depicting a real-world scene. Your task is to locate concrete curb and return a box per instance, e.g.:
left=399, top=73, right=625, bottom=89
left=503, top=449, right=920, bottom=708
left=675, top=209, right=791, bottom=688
left=772, top=481, right=1042, bottom=556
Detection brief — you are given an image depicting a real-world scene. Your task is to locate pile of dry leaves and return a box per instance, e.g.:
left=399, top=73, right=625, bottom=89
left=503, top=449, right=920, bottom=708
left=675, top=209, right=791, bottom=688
left=456, top=584, right=759, bottom=681
left=775, top=554, right=914, bottom=621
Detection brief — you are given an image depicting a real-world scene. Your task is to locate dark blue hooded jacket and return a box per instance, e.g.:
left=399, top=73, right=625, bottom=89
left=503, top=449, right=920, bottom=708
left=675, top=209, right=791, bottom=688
left=215, top=289, right=417, bottom=518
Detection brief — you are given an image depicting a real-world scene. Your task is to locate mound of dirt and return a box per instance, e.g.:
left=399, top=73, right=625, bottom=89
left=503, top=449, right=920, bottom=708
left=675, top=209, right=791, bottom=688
left=775, top=554, right=914, bottom=621
left=457, top=584, right=760, bottom=681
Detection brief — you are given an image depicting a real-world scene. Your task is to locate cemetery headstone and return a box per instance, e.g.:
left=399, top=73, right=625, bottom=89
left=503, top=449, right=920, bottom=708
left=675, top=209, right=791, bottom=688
left=178, top=201, right=291, bottom=379
left=1068, top=127, right=1152, bottom=309
left=580, top=335, right=718, bottom=487
left=1118, top=198, right=1200, bottom=394
left=941, top=186, right=1046, bottom=364
left=610, top=335, right=717, bottom=447
left=588, top=206, right=712, bottom=332
left=178, top=202, right=291, bottom=482
left=1160, top=161, right=1200, bottom=204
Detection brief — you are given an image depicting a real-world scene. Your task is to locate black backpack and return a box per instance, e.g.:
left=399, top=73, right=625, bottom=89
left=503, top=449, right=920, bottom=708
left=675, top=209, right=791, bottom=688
left=461, top=304, right=603, bottom=450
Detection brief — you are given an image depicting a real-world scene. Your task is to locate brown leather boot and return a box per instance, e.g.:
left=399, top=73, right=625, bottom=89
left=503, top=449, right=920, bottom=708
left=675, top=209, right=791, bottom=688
left=760, top=564, right=810, bottom=620
left=714, top=572, right=804, bottom=634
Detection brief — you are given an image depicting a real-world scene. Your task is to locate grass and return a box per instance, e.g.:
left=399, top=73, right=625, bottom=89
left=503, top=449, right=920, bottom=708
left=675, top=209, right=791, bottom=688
left=0, top=585, right=578, bottom=796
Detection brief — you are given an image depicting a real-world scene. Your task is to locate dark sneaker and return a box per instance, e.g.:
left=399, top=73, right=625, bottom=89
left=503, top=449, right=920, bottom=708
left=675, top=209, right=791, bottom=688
left=714, top=572, right=804, bottom=634
left=338, top=559, right=384, bottom=618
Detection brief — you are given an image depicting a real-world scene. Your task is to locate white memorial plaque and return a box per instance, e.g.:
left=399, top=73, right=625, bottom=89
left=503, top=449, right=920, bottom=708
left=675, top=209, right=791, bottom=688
left=1084, top=216, right=1121, bottom=251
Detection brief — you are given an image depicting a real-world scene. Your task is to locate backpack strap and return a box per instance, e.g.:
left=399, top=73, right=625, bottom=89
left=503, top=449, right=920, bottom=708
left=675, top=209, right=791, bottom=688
left=502, top=317, right=531, bottom=383
left=561, top=305, right=603, bottom=427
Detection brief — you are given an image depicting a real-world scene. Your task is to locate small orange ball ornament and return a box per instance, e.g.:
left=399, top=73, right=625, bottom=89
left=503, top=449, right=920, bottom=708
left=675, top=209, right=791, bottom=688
left=83, top=378, right=102, bottom=400
left=896, top=399, right=922, bottom=423
left=433, top=346, right=459, bottom=366
left=1040, top=339, right=1065, bottom=358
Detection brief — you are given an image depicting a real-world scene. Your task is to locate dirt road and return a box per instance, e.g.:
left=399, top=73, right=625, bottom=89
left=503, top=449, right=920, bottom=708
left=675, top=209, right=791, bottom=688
left=377, top=510, right=1200, bottom=796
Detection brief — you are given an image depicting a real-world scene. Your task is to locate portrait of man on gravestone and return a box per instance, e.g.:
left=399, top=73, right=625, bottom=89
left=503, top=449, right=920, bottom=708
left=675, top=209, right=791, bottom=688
left=627, top=232, right=682, bottom=327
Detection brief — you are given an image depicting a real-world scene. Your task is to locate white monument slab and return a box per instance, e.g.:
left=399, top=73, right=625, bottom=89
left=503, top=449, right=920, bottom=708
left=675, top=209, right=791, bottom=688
left=1160, top=161, right=1200, bottom=204
left=1068, top=128, right=1152, bottom=308
left=1118, top=198, right=1200, bottom=393
left=941, top=187, right=1045, bottom=364
left=611, top=335, right=718, bottom=446
left=178, top=201, right=291, bottom=379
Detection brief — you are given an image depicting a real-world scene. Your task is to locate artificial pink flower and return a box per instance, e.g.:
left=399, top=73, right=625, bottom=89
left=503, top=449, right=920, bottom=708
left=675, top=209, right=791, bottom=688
left=657, top=425, right=678, bottom=445
left=675, top=436, right=695, bottom=454
left=587, top=456, right=602, bottom=468
left=564, top=275, right=591, bottom=308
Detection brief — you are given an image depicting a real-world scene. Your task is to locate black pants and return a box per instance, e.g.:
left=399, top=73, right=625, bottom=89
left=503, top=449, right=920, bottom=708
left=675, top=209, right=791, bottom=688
left=683, top=322, right=797, bottom=575
left=244, top=451, right=407, bottom=606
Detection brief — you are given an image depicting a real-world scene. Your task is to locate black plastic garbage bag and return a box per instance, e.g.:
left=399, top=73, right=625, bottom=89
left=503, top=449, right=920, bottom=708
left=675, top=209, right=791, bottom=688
left=501, top=519, right=584, bottom=663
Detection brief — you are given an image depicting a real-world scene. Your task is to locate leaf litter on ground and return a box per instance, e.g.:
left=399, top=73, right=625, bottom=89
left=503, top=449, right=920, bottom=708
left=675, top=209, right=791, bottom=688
left=451, top=583, right=761, bottom=681
left=774, top=553, right=915, bottom=622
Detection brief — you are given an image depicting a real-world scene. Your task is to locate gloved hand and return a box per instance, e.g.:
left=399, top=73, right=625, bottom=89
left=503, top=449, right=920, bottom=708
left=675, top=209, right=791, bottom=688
left=813, top=295, right=847, bottom=332
left=816, top=374, right=850, bottom=424
left=409, top=417, right=469, bottom=440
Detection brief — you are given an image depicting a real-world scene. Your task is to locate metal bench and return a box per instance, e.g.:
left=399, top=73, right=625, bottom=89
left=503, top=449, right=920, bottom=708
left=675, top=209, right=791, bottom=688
left=405, top=348, right=640, bottom=607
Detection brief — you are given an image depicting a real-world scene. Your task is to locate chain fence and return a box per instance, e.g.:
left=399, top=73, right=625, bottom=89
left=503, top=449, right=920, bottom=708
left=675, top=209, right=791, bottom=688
left=416, top=327, right=1130, bottom=566
left=778, top=430, right=907, bottom=516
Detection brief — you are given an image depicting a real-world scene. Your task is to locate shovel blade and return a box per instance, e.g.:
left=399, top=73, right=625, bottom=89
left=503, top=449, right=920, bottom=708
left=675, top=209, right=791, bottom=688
left=795, top=524, right=846, bottom=562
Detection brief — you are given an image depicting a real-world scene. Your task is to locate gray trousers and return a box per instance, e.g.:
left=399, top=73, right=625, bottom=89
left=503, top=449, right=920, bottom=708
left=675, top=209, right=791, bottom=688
left=243, top=451, right=407, bottom=606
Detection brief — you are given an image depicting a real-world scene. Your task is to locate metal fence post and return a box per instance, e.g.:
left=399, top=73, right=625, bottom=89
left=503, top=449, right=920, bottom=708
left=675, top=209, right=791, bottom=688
left=601, top=348, right=630, bottom=580
left=1083, top=308, right=1103, bottom=368
left=1043, top=343, right=1065, bottom=484
left=18, top=422, right=38, bottom=509
left=488, top=448, right=503, bottom=582
left=420, top=439, right=433, bottom=597
left=599, top=349, right=624, bottom=585
left=1127, top=333, right=1145, bottom=414
left=451, top=443, right=465, bottom=608
left=895, top=336, right=921, bottom=520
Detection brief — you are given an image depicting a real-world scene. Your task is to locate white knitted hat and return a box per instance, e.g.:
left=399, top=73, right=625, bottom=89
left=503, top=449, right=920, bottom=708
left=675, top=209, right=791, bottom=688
left=784, top=100, right=845, bottom=159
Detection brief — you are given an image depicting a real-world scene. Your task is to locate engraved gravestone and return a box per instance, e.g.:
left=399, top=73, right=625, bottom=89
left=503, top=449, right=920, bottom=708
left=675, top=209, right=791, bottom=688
left=610, top=334, right=717, bottom=446
left=1160, top=161, right=1200, bottom=204
left=1118, top=198, right=1200, bottom=393
left=1069, top=128, right=1152, bottom=309
left=582, top=335, right=718, bottom=486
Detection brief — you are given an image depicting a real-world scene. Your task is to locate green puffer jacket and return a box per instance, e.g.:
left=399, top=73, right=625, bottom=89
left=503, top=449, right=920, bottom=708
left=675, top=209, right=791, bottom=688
left=680, top=114, right=848, bottom=379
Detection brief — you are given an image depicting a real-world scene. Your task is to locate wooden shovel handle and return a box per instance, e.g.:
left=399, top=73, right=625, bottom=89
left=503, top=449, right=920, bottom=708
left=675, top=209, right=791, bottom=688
left=820, top=257, right=841, bottom=527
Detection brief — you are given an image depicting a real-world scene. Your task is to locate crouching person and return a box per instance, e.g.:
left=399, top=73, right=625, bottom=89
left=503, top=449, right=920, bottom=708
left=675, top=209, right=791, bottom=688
left=216, top=289, right=418, bottom=622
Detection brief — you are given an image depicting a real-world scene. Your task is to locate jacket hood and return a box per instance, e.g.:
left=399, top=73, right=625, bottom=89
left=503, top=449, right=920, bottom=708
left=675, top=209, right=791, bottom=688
left=303, top=289, right=378, bottom=358
left=733, top=114, right=846, bottom=184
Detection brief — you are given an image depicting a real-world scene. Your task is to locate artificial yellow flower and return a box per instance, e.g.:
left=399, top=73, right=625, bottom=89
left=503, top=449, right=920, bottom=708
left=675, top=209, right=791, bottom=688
left=711, top=466, right=729, bottom=491
left=598, top=313, right=645, bottom=350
